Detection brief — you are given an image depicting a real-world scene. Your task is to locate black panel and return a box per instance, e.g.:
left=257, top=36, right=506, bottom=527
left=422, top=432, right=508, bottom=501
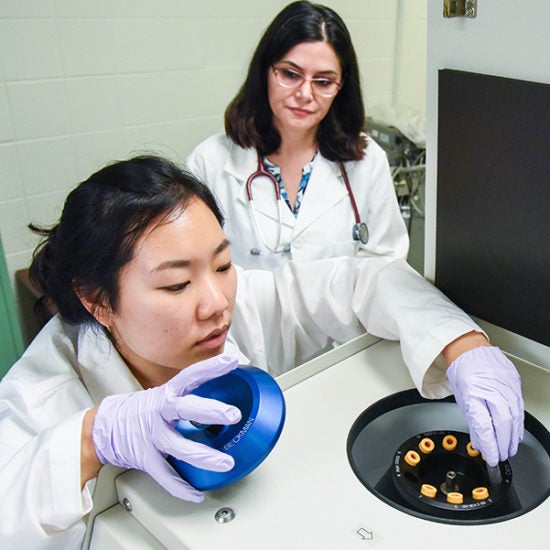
left=436, top=69, right=550, bottom=346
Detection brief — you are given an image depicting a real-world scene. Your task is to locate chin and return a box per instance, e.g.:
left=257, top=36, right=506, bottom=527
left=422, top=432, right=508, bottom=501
left=192, top=346, right=225, bottom=364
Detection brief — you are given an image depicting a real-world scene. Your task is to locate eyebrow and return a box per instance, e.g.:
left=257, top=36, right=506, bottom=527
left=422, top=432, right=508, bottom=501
left=151, top=238, right=231, bottom=272
left=278, top=60, right=340, bottom=77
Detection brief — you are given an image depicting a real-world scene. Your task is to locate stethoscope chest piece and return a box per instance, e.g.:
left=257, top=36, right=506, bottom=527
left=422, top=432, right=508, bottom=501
left=353, top=222, right=369, bottom=245
left=337, top=161, right=369, bottom=246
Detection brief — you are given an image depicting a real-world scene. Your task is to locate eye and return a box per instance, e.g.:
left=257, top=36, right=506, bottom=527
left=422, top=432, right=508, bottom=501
left=313, top=78, right=334, bottom=88
left=282, top=68, right=301, bottom=81
left=217, top=261, right=233, bottom=273
left=162, top=281, right=190, bottom=292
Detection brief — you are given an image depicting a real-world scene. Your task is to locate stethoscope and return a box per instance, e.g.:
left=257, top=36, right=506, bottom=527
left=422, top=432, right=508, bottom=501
left=246, top=153, right=369, bottom=255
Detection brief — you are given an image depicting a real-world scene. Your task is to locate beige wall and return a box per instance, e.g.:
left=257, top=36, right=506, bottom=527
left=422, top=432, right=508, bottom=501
left=0, top=0, right=426, bottom=286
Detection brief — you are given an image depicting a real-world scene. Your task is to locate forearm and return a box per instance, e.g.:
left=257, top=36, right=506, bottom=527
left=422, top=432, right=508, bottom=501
left=354, top=259, right=485, bottom=397
left=81, top=407, right=102, bottom=488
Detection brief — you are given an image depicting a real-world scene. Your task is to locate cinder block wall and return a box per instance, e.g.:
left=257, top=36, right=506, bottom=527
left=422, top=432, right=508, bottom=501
left=0, top=0, right=426, bottom=285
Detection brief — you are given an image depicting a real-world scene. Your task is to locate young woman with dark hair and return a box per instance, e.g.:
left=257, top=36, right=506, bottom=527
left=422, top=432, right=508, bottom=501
left=186, top=1, right=409, bottom=269
left=29, top=155, right=224, bottom=326
left=0, top=155, right=522, bottom=547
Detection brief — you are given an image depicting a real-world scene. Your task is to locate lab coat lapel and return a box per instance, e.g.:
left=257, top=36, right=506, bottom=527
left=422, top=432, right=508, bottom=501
left=225, top=141, right=256, bottom=190
left=76, top=325, right=142, bottom=403
left=294, top=155, right=349, bottom=236
left=229, top=144, right=295, bottom=227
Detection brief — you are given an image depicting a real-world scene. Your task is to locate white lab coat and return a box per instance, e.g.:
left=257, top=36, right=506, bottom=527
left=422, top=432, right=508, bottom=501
left=186, top=133, right=409, bottom=270
left=0, top=258, right=480, bottom=548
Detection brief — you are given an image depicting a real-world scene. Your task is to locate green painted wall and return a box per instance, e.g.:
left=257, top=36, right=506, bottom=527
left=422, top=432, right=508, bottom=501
left=0, top=234, right=24, bottom=379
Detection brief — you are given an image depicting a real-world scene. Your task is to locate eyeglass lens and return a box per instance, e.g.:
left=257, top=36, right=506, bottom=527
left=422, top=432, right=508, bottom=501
left=273, top=67, right=340, bottom=97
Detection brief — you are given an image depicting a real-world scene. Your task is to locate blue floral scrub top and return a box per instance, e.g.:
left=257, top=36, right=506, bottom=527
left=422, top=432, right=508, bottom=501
left=263, top=155, right=315, bottom=216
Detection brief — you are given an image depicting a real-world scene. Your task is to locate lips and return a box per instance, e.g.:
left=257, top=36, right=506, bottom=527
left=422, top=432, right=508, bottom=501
left=289, top=107, right=313, bottom=117
left=196, top=326, right=229, bottom=348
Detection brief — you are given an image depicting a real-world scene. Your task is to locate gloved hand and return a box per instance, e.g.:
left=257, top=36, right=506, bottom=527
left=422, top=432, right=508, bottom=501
left=92, top=353, right=242, bottom=502
left=446, top=346, right=524, bottom=466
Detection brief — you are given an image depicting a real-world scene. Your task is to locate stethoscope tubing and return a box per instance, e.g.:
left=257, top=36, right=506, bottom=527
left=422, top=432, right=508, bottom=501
left=337, top=160, right=361, bottom=226
left=246, top=154, right=281, bottom=201
left=246, top=152, right=369, bottom=254
left=246, top=154, right=285, bottom=253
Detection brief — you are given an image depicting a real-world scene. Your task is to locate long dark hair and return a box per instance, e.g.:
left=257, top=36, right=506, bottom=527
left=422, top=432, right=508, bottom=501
left=225, top=1, right=366, bottom=161
left=29, top=155, right=223, bottom=325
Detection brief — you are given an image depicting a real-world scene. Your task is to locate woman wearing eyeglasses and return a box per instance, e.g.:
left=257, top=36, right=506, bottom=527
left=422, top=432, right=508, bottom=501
left=186, top=1, right=409, bottom=270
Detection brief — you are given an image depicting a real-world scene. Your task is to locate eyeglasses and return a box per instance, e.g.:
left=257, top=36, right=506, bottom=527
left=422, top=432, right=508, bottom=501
left=272, top=66, right=342, bottom=98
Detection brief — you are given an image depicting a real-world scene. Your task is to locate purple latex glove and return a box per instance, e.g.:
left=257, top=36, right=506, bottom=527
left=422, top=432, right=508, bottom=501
left=92, top=353, right=242, bottom=502
left=446, top=346, right=524, bottom=466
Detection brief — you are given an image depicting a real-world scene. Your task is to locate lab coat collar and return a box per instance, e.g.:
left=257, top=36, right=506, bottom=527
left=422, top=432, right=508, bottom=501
left=75, top=323, right=142, bottom=404
left=225, top=140, right=257, bottom=181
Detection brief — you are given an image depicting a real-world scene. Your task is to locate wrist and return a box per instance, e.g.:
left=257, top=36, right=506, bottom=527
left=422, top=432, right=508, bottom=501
left=81, top=407, right=103, bottom=488
left=442, top=330, right=491, bottom=368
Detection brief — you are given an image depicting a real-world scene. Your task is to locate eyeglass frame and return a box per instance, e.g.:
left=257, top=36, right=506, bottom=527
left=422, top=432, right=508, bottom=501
left=271, top=65, right=342, bottom=98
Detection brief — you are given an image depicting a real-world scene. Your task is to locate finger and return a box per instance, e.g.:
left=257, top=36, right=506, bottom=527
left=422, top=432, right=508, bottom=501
left=169, top=353, right=240, bottom=395
left=508, top=398, right=525, bottom=456
left=173, top=395, right=242, bottom=425
left=485, top=397, right=513, bottom=462
left=511, top=391, right=525, bottom=445
left=146, top=453, right=205, bottom=502
left=486, top=384, right=524, bottom=458
left=465, top=398, right=499, bottom=466
left=508, top=418, right=520, bottom=458
left=156, top=424, right=236, bottom=472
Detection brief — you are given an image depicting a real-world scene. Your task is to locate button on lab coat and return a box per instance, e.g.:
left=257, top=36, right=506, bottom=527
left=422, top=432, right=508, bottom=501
left=0, top=258, right=480, bottom=548
left=186, top=134, right=409, bottom=269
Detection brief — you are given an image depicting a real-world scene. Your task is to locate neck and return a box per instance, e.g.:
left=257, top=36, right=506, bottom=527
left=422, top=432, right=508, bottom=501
left=109, top=329, right=173, bottom=389
left=131, top=365, right=173, bottom=389
left=270, top=127, right=318, bottom=164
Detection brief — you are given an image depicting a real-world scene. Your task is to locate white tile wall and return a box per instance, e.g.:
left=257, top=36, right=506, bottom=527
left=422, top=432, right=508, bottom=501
left=8, top=80, right=72, bottom=140
left=0, top=0, right=56, bottom=17
left=0, top=19, right=64, bottom=80
left=57, top=20, right=118, bottom=76
left=16, top=136, right=77, bottom=195
left=0, top=0, right=426, bottom=289
left=0, top=144, right=22, bottom=201
left=0, top=85, right=15, bottom=141
left=65, top=77, right=122, bottom=132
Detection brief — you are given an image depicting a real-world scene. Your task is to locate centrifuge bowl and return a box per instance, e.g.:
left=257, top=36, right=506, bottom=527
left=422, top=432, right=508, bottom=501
left=347, top=389, right=550, bottom=524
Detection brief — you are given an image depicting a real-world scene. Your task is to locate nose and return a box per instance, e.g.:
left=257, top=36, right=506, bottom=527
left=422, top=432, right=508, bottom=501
left=295, top=77, right=314, bottom=99
left=197, top=275, right=230, bottom=320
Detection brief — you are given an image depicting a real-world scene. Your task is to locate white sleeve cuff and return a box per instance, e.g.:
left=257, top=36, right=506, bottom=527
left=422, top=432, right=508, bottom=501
left=38, top=409, right=94, bottom=530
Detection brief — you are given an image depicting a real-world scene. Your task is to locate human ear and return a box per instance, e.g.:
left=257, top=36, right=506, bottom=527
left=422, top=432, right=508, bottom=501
left=75, top=287, right=113, bottom=327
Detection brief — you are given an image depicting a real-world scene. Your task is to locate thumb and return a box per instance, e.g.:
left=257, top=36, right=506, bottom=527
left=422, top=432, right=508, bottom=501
left=147, top=453, right=205, bottom=502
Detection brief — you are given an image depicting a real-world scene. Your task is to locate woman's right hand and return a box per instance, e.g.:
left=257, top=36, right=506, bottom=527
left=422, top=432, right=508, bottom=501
left=90, top=353, right=242, bottom=502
